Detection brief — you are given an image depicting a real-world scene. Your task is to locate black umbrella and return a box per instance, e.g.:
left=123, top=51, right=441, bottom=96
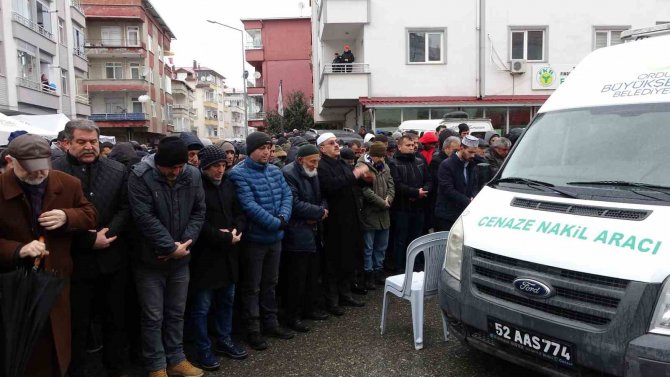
left=0, top=237, right=64, bottom=377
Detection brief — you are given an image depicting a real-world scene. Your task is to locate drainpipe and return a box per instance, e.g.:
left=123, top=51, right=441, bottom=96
left=477, top=0, right=486, bottom=99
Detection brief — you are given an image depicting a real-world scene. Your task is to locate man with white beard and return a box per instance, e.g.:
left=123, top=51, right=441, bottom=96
left=280, top=144, right=330, bottom=332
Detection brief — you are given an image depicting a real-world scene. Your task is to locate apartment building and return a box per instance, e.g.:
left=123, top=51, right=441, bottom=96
left=81, top=0, right=175, bottom=144
left=242, top=17, right=313, bottom=130
left=0, top=0, right=90, bottom=118
left=223, top=87, right=245, bottom=139
left=174, top=63, right=227, bottom=140
left=170, top=76, right=195, bottom=133
left=311, top=0, right=670, bottom=133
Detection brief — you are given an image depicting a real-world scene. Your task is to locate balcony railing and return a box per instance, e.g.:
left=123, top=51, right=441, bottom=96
left=245, top=42, right=263, bottom=50
left=17, top=77, right=59, bottom=96
left=71, top=0, right=83, bottom=12
left=323, top=63, right=370, bottom=74
left=89, top=113, right=148, bottom=121
left=75, top=94, right=90, bottom=105
left=86, top=39, right=142, bottom=48
left=73, top=46, right=87, bottom=59
left=249, top=111, right=266, bottom=120
left=12, top=12, right=55, bottom=41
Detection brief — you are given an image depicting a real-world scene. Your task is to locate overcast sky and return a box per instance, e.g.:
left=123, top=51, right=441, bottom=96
left=151, top=0, right=311, bottom=88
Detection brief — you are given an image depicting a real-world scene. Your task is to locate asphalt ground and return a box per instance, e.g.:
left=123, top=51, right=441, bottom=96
left=101, top=285, right=534, bottom=377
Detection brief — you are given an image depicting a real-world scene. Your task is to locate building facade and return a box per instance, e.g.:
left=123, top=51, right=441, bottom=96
left=175, top=63, right=227, bottom=141
left=311, top=0, right=670, bottom=133
left=81, top=0, right=175, bottom=144
left=223, top=87, right=245, bottom=139
left=170, top=77, right=195, bottom=133
left=0, top=0, right=91, bottom=118
left=242, top=16, right=313, bottom=130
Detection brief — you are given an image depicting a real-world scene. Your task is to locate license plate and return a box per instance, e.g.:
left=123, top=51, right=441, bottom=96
left=487, top=318, right=574, bottom=368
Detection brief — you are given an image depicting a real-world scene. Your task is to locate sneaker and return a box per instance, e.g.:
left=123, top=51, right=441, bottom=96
left=148, top=369, right=168, bottom=377
left=247, top=331, right=268, bottom=351
left=166, top=360, right=204, bottom=377
left=215, top=338, right=248, bottom=360
left=193, top=352, right=220, bottom=372
left=263, top=326, right=295, bottom=340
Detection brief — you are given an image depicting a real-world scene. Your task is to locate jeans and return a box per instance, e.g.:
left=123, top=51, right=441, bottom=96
left=189, top=284, right=235, bottom=355
left=240, top=241, right=282, bottom=332
left=393, top=211, right=424, bottom=272
left=134, top=264, right=189, bottom=371
left=363, top=229, right=390, bottom=273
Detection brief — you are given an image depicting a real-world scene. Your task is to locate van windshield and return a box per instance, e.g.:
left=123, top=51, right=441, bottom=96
left=501, top=103, right=670, bottom=188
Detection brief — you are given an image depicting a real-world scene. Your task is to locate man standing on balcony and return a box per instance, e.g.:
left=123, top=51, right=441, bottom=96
left=341, top=45, right=355, bottom=73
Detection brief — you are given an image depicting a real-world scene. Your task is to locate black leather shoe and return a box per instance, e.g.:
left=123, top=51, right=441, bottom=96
left=286, top=320, right=310, bottom=333
left=350, top=283, right=367, bottom=295
left=304, top=310, right=329, bottom=320
left=247, top=332, right=268, bottom=351
left=374, top=271, right=386, bottom=285
left=325, top=305, right=345, bottom=316
left=263, top=326, right=295, bottom=340
left=340, top=296, right=365, bottom=307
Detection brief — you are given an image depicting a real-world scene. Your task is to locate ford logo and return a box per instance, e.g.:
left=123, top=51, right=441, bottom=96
left=513, top=278, right=554, bottom=299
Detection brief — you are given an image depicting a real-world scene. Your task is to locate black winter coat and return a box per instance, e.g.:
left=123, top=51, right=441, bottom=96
left=389, top=152, right=432, bottom=213
left=128, top=155, right=206, bottom=269
left=341, top=50, right=355, bottom=64
left=282, top=162, right=327, bottom=253
left=52, top=154, right=129, bottom=278
left=190, top=176, right=246, bottom=290
left=435, top=153, right=478, bottom=221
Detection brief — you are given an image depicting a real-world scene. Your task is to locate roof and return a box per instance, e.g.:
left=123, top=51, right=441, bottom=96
left=240, top=16, right=311, bottom=22
left=142, top=0, right=176, bottom=39
left=175, top=67, right=226, bottom=80
left=359, top=95, right=550, bottom=107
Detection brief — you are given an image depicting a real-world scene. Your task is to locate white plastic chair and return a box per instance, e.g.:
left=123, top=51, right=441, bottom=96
left=380, top=231, right=449, bottom=350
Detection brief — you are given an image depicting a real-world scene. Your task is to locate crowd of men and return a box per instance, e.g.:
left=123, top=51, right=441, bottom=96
left=0, top=120, right=516, bottom=377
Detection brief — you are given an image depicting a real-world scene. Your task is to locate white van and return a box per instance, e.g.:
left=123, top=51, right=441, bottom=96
left=397, top=118, right=494, bottom=139
left=439, top=29, right=670, bottom=376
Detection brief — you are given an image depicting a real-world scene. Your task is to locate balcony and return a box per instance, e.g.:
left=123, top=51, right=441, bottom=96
left=171, top=105, right=192, bottom=116
left=16, top=77, right=59, bottom=110
left=75, top=94, right=90, bottom=105
left=319, top=0, right=369, bottom=40
left=85, top=39, right=146, bottom=58
left=11, top=12, right=57, bottom=54
left=203, top=100, right=217, bottom=109
left=319, top=63, right=370, bottom=109
left=247, top=85, right=265, bottom=96
left=89, top=113, right=148, bottom=121
left=249, top=111, right=266, bottom=120
left=245, top=44, right=264, bottom=64
left=70, top=0, right=85, bottom=26
left=204, top=118, right=219, bottom=126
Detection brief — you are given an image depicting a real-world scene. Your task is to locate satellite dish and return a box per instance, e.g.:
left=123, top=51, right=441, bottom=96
left=138, top=94, right=150, bottom=103
left=253, top=71, right=261, bottom=79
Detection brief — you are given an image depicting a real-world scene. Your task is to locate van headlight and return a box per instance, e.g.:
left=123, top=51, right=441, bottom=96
left=650, top=277, right=670, bottom=336
left=443, top=216, right=464, bottom=280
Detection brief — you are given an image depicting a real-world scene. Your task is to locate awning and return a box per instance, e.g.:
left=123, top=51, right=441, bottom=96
left=359, top=95, right=550, bottom=107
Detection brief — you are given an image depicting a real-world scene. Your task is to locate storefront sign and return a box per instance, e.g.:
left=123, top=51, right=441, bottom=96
left=531, top=64, right=576, bottom=90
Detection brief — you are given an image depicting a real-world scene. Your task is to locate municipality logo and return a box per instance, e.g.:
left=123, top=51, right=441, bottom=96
left=537, top=67, right=555, bottom=87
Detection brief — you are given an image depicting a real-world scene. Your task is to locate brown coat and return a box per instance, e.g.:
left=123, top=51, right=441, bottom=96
left=0, top=169, right=97, bottom=377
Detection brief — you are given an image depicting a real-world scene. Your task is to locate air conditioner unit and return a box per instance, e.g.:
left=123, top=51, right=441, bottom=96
left=510, top=59, right=527, bottom=74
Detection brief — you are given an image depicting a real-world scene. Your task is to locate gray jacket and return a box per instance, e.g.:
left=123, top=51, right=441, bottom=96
left=128, top=155, right=206, bottom=268
left=356, top=155, right=395, bottom=230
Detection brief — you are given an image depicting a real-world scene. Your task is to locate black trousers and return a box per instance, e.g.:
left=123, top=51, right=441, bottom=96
left=282, top=251, right=320, bottom=321
left=69, top=268, right=127, bottom=377
left=240, top=241, right=282, bottom=332
left=434, top=217, right=456, bottom=232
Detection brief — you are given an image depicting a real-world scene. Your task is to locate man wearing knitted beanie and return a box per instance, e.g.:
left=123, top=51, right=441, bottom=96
left=128, top=136, right=206, bottom=377
left=228, top=132, right=294, bottom=350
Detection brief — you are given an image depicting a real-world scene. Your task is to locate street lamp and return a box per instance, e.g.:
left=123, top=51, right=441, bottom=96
left=206, top=19, right=249, bottom=138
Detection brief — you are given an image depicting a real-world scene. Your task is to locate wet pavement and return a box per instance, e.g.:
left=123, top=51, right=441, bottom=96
left=107, top=284, right=533, bottom=377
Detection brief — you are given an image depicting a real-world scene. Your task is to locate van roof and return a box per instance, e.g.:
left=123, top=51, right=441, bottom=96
left=398, top=119, right=443, bottom=131
left=539, top=34, right=670, bottom=114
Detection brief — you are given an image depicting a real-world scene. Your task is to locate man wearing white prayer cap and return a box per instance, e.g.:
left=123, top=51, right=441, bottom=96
left=433, top=134, right=480, bottom=231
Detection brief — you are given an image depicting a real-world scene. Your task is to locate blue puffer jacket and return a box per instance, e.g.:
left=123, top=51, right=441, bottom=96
left=228, top=157, right=293, bottom=245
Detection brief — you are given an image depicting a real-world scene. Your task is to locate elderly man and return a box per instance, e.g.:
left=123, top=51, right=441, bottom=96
left=0, top=134, right=97, bottom=377
left=435, top=135, right=480, bottom=231
left=281, top=144, right=330, bottom=333
left=485, top=137, right=512, bottom=175
left=128, top=136, right=206, bottom=377
left=52, top=119, right=130, bottom=377
left=317, top=132, right=371, bottom=316
left=228, top=132, right=294, bottom=351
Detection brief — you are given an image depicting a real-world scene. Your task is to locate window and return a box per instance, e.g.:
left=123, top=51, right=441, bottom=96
left=16, top=41, right=38, bottom=82
left=105, top=99, right=124, bottom=113
left=148, top=68, right=154, bottom=83
left=594, top=29, right=624, bottom=50
left=73, top=25, right=85, bottom=56
left=36, top=1, right=52, bottom=34
left=126, top=26, right=140, bottom=47
left=157, top=44, right=163, bottom=61
left=101, top=26, right=122, bottom=46
left=375, top=108, right=401, bottom=129
left=61, top=69, right=68, bottom=95
left=105, top=62, right=123, bottom=79
left=151, top=101, right=156, bottom=118
left=12, top=0, right=31, bottom=20
left=511, top=29, right=545, bottom=61
left=246, top=30, right=262, bottom=48
left=408, top=30, right=444, bottom=63
left=147, top=34, right=153, bottom=52
left=403, top=108, right=430, bottom=120
left=58, top=18, right=66, bottom=45
left=130, top=63, right=141, bottom=79
left=131, top=97, right=143, bottom=113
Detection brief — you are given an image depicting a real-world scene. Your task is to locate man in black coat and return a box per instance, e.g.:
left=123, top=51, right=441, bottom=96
left=317, top=133, right=370, bottom=316
left=52, top=119, right=130, bottom=377
left=341, top=44, right=355, bottom=73
left=281, top=145, right=330, bottom=333
left=434, top=135, right=480, bottom=231
left=389, top=135, right=432, bottom=273
left=188, top=146, right=246, bottom=371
